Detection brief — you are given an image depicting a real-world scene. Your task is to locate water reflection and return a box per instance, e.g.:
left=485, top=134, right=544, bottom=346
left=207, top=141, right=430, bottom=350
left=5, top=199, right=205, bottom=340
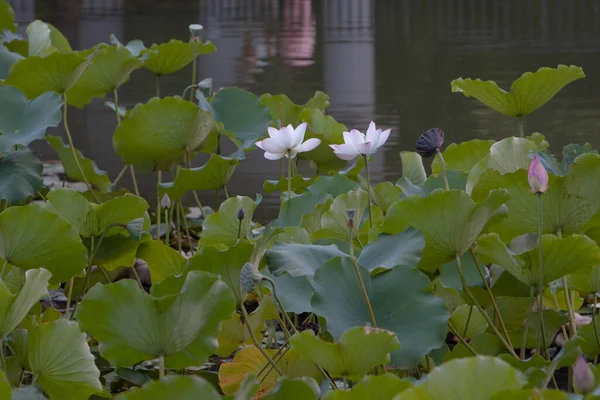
left=10, top=0, right=600, bottom=220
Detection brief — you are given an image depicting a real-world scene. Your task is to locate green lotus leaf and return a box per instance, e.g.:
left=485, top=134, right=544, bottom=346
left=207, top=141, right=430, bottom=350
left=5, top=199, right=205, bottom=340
left=314, top=189, right=374, bottom=243
left=112, top=96, right=213, bottom=171
left=0, top=0, right=15, bottom=32
left=186, top=242, right=254, bottom=305
left=310, top=257, right=448, bottom=369
left=474, top=233, right=600, bottom=288
left=6, top=328, right=29, bottom=371
left=490, top=389, right=568, bottom=400
left=210, top=87, right=273, bottom=143
left=5, top=51, right=90, bottom=98
left=446, top=332, right=504, bottom=360
left=400, top=151, right=427, bottom=185
left=77, top=271, right=234, bottom=368
left=322, top=373, right=413, bottom=400
left=0, top=150, right=43, bottom=203
left=0, top=86, right=62, bottom=152
left=383, top=189, right=510, bottom=272
left=371, top=182, right=401, bottom=214
left=507, top=310, right=567, bottom=351
left=262, top=377, right=321, bottom=400
left=199, top=195, right=259, bottom=247
left=568, top=266, right=600, bottom=297
left=465, top=137, right=537, bottom=194
left=449, top=304, right=488, bottom=339
left=0, top=369, right=9, bottom=399
left=26, top=20, right=71, bottom=57
left=438, top=252, right=483, bottom=291
left=0, top=268, right=50, bottom=338
left=275, top=192, right=328, bottom=228
left=0, top=203, right=88, bottom=282
left=262, top=270, right=314, bottom=314
left=401, top=356, right=524, bottom=400
left=234, top=374, right=259, bottom=400
left=0, top=45, right=22, bottom=79
left=141, top=39, right=216, bottom=76
left=114, top=375, right=221, bottom=400
left=28, top=319, right=102, bottom=400
left=67, top=44, right=145, bottom=107
left=46, top=135, right=111, bottom=192
left=109, top=34, right=147, bottom=58
left=431, top=139, right=495, bottom=174
left=357, top=228, right=424, bottom=272
left=266, top=242, right=347, bottom=278
left=260, top=92, right=330, bottom=126
left=264, top=175, right=316, bottom=195
left=93, top=194, right=148, bottom=235
left=84, top=233, right=140, bottom=271
left=561, top=143, right=597, bottom=174
left=158, top=154, right=239, bottom=202
left=472, top=153, right=600, bottom=240
left=451, top=65, right=585, bottom=118
left=578, top=315, right=600, bottom=357
left=136, top=239, right=185, bottom=284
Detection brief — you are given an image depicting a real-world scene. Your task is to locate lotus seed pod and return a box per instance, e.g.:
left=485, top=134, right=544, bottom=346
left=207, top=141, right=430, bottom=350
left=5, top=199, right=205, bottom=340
left=416, top=128, right=444, bottom=158
left=240, top=263, right=262, bottom=294
left=189, top=24, right=203, bottom=39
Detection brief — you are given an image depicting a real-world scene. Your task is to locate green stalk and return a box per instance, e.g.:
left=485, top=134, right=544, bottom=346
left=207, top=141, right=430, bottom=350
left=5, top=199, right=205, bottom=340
left=190, top=41, right=197, bottom=101
left=155, top=75, right=161, bottom=98
left=518, top=118, right=524, bottom=138
left=435, top=149, right=450, bottom=191
left=455, top=252, right=519, bottom=358
left=237, top=218, right=242, bottom=240
left=1, top=259, right=7, bottom=280
left=62, top=94, right=99, bottom=202
left=363, top=155, right=373, bottom=229
left=536, top=193, right=549, bottom=358
left=448, top=323, right=477, bottom=356
left=112, top=165, right=128, bottom=188
left=164, top=208, right=170, bottom=246
left=65, top=277, right=74, bottom=320
left=159, top=355, right=165, bottom=380
left=130, top=165, right=140, bottom=196
left=240, top=304, right=284, bottom=376
left=287, top=153, right=293, bottom=202
left=112, top=88, right=121, bottom=125
left=592, top=294, right=600, bottom=364
left=520, top=286, right=535, bottom=359
left=186, top=148, right=205, bottom=219
left=462, top=305, right=473, bottom=338
left=156, top=171, right=162, bottom=240
left=556, top=229, right=578, bottom=338
left=349, top=229, right=377, bottom=329
left=263, top=276, right=297, bottom=334
left=175, top=202, right=183, bottom=254
left=179, top=201, right=195, bottom=254
left=130, top=266, right=144, bottom=290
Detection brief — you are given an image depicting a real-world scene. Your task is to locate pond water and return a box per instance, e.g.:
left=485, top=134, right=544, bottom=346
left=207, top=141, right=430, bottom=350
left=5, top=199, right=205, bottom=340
left=13, top=0, right=600, bottom=221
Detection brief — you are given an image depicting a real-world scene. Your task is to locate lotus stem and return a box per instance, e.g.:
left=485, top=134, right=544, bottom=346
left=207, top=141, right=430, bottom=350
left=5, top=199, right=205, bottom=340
left=463, top=305, right=473, bottom=338
left=112, top=88, right=121, bottom=125
left=435, top=149, right=450, bottom=191
left=65, top=277, right=74, bottom=320
left=1, top=259, right=8, bottom=280
left=175, top=203, right=183, bottom=254
left=349, top=229, right=377, bottom=329
left=263, top=276, right=297, bottom=334
left=89, top=223, right=124, bottom=266
left=164, top=208, right=170, bottom=246
left=363, top=155, right=374, bottom=229
left=518, top=118, right=524, bottom=138
left=190, top=41, right=197, bottom=101
left=536, top=193, right=549, bottom=358
left=159, top=355, right=165, bottom=380
left=551, top=291, right=570, bottom=340
left=448, top=322, right=477, bottom=356
left=112, top=165, right=127, bottom=187
left=237, top=218, right=242, bottom=240
left=155, top=75, right=161, bottom=98
left=185, top=148, right=205, bottom=220
left=258, top=344, right=289, bottom=384
left=520, top=286, right=535, bottom=359
left=61, top=94, right=99, bottom=202
left=0, top=341, right=6, bottom=373
left=287, top=152, right=293, bottom=203
left=470, top=249, right=514, bottom=349
left=223, top=185, right=230, bottom=199
left=156, top=171, right=162, bottom=241
left=178, top=201, right=195, bottom=254
left=455, top=252, right=519, bottom=358
left=130, top=265, right=144, bottom=290
left=591, top=294, right=600, bottom=364
left=240, top=304, right=284, bottom=376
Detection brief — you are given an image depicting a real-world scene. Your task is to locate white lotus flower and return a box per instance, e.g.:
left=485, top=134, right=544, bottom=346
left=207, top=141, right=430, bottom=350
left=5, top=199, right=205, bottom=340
left=329, top=121, right=391, bottom=160
left=255, top=122, right=321, bottom=160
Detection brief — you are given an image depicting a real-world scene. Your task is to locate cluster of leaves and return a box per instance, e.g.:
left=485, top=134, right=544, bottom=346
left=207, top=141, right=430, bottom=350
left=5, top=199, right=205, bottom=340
left=2, top=1, right=600, bottom=399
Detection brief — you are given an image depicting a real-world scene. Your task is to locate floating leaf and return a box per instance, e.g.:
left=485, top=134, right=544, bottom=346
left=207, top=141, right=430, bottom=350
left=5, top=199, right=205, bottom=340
left=451, top=65, right=585, bottom=118
left=475, top=233, right=600, bottom=288
left=291, top=326, right=399, bottom=381
left=262, top=377, right=321, bottom=400
left=0, top=149, right=43, bottom=202
left=0, top=268, right=50, bottom=337
left=112, top=96, right=213, bottom=171
left=77, top=271, right=234, bottom=368
left=431, top=139, right=495, bottom=174
left=114, top=375, right=221, bottom=400
left=0, top=203, right=88, bottom=282
left=383, top=189, right=510, bottom=272
left=141, top=39, right=216, bottom=76
left=158, top=154, right=239, bottom=202
left=310, top=257, right=448, bottom=369
left=67, top=44, right=145, bottom=107
left=26, top=20, right=71, bottom=57
left=266, top=242, right=347, bottom=278
left=46, top=135, right=111, bottom=192
left=5, top=51, right=89, bottom=98
left=357, top=228, right=424, bottom=272
left=0, top=86, right=62, bottom=152
left=322, top=373, right=413, bottom=400
left=28, top=319, right=102, bottom=400
left=199, top=196, right=259, bottom=247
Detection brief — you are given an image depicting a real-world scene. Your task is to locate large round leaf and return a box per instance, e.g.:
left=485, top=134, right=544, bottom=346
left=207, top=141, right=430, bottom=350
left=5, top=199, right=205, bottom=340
left=141, top=39, right=216, bottom=76
left=472, top=153, right=600, bottom=240
left=383, top=189, right=510, bottom=272
left=4, top=52, right=89, bottom=98
left=77, top=271, right=234, bottom=368
left=0, top=203, right=88, bottom=282
left=568, top=266, right=600, bottom=297
left=475, top=233, right=600, bottom=288
left=310, top=257, right=448, bottom=369
left=0, top=150, right=43, bottom=202
left=136, top=239, right=186, bottom=283
left=112, top=96, right=213, bottom=171
left=199, top=196, right=260, bottom=247
left=114, top=375, right=221, bottom=400
left=399, top=356, right=524, bottom=400
left=266, top=242, right=347, bottom=278
left=357, top=228, right=424, bottom=272
left=67, top=44, right=145, bottom=107
left=322, top=373, right=413, bottom=400
left=28, top=319, right=102, bottom=400
left=0, top=86, right=62, bottom=152
left=262, top=377, right=321, bottom=400
left=290, top=327, right=400, bottom=381
left=451, top=65, right=585, bottom=118
left=0, top=268, right=50, bottom=338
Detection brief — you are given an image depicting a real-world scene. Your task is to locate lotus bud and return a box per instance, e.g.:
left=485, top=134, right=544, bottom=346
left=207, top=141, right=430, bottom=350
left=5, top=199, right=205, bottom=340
left=573, top=355, right=595, bottom=394
left=161, top=193, right=171, bottom=209
left=528, top=155, right=549, bottom=194
left=125, top=218, right=145, bottom=241
left=416, top=128, right=445, bottom=158
left=197, top=78, right=213, bottom=93
left=346, top=209, right=356, bottom=230
left=237, top=208, right=245, bottom=221
left=240, top=263, right=263, bottom=294
left=189, top=24, right=203, bottom=40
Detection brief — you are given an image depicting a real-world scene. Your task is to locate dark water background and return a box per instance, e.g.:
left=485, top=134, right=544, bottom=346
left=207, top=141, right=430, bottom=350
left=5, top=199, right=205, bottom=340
left=10, top=0, right=600, bottom=221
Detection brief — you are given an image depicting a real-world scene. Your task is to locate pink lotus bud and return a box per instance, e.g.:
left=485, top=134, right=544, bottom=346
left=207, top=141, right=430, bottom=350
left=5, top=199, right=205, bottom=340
left=528, top=155, right=548, bottom=193
left=573, top=355, right=595, bottom=394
